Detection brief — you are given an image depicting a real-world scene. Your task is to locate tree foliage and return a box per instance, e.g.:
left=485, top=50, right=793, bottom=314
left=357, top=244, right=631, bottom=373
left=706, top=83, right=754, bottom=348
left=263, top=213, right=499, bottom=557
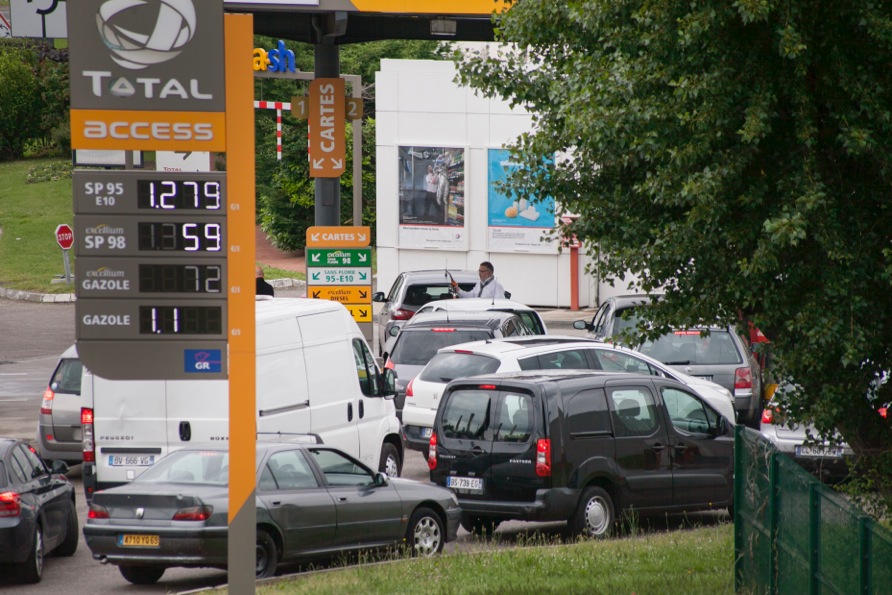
left=454, top=1, right=892, bottom=501
left=0, top=40, right=69, bottom=160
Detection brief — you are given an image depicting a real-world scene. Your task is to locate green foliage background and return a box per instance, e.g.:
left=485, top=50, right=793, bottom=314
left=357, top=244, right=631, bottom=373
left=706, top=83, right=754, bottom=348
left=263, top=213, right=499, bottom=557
left=455, top=1, right=892, bottom=506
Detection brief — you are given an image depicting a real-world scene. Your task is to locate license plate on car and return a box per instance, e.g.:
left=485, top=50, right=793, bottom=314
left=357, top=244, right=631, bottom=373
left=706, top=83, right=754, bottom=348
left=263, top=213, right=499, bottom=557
left=795, top=445, right=843, bottom=458
left=109, top=455, right=155, bottom=467
left=447, top=476, right=484, bottom=492
left=119, top=534, right=160, bottom=547
left=420, top=427, right=432, bottom=439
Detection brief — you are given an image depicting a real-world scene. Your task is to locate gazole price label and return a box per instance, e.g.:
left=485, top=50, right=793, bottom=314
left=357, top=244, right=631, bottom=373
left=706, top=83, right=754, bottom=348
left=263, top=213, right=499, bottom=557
left=307, top=267, right=371, bottom=285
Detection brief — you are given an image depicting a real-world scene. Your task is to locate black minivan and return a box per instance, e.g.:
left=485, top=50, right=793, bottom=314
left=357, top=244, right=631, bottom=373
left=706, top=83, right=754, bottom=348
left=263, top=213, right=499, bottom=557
left=428, top=370, right=733, bottom=536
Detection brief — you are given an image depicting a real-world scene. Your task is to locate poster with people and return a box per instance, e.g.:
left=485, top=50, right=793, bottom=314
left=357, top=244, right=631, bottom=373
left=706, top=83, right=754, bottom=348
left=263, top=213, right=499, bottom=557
left=398, top=146, right=467, bottom=249
left=487, top=148, right=558, bottom=253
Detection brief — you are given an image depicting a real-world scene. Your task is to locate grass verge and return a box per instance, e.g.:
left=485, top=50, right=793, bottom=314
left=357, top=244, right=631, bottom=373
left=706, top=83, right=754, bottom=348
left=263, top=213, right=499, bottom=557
left=230, top=524, right=735, bottom=595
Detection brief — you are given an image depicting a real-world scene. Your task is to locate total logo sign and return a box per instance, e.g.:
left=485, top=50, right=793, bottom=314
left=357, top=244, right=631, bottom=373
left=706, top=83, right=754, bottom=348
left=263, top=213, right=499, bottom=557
left=68, top=0, right=226, bottom=151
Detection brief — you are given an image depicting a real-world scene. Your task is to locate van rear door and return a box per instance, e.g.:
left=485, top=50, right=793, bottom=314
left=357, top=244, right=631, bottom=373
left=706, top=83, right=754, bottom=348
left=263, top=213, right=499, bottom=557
left=434, top=385, right=497, bottom=500
left=166, top=379, right=229, bottom=450
left=488, top=388, right=542, bottom=502
left=91, top=374, right=167, bottom=488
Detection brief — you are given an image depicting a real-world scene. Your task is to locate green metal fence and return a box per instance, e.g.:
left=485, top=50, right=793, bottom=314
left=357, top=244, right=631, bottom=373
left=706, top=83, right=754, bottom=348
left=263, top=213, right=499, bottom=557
left=734, top=426, right=892, bottom=594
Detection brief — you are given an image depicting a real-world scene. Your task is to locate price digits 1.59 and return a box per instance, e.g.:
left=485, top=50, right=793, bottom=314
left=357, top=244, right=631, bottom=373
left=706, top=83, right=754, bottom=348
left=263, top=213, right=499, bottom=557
left=138, top=222, right=222, bottom=252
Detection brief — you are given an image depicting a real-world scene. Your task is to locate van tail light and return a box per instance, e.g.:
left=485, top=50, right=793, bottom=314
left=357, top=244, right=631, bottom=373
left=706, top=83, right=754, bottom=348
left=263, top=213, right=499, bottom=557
left=428, top=432, right=437, bottom=470
left=406, top=378, right=415, bottom=398
left=172, top=505, right=213, bottom=521
left=535, top=439, right=551, bottom=477
left=392, top=308, right=414, bottom=321
left=87, top=503, right=109, bottom=519
left=734, top=367, right=753, bottom=391
left=880, top=406, right=888, bottom=419
left=82, top=407, right=95, bottom=464
left=40, top=388, right=55, bottom=415
left=0, top=492, right=22, bottom=518
left=761, top=407, right=774, bottom=424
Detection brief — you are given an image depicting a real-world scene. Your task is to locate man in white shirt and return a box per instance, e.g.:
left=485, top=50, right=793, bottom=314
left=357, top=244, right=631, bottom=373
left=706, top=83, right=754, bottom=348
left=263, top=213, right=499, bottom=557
left=452, top=261, right=507, bottom=299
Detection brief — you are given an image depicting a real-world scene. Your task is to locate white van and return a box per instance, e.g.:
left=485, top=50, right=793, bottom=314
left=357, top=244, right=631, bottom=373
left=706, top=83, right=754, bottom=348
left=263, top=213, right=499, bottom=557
left=81, top=298, right=402, bottom=499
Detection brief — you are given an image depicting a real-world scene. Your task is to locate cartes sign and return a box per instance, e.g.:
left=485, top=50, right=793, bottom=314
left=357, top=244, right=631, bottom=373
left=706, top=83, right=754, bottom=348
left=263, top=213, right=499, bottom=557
left=308, top=78, right=345, bottom=178
left=67, top=0, right=226, bottom=151
left=306, top=226, right=370, bottom=248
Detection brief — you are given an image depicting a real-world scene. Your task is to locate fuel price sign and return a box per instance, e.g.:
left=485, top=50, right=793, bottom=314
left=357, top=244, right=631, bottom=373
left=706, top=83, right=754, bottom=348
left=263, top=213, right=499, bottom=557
left=73, top=170, right=228, bottom=380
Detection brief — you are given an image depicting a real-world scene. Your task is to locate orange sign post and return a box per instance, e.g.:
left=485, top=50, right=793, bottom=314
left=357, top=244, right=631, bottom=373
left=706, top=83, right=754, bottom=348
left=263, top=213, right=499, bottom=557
left=308, top=78, right=346, bottom=178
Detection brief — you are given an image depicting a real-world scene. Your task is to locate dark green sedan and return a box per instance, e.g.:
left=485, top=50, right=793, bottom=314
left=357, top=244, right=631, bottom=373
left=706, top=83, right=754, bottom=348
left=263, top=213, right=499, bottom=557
left=84, top=441, right=461, bottom=585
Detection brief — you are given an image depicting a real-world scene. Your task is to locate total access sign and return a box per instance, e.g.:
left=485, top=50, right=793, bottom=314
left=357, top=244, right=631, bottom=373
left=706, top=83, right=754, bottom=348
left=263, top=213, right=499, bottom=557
left=67, top=0, right=226, bottom=152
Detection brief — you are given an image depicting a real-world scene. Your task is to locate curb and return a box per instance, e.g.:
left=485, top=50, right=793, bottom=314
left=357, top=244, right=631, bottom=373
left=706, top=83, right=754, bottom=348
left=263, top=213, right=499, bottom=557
left=0, top=285, right=76, bottom=303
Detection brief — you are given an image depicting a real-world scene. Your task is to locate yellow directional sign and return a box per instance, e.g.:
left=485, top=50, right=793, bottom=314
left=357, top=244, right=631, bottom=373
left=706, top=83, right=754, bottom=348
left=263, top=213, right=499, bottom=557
left=306, top=226, right=371, bottom=247
left=308, top=286, right=372, bottom=303
left=346, top=304, right=373, bottom=323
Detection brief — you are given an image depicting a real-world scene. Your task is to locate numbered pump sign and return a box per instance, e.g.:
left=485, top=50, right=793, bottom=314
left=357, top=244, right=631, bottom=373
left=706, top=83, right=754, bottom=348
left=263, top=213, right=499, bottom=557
left=73, top=170, right=228, bottom=380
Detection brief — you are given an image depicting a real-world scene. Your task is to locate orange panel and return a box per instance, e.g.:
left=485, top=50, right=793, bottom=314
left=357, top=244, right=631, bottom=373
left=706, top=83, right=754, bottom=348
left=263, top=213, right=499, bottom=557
left=308, top=78, right=346, bottom=178
left=306, top=225, right=371, bottom=247
left=70, top=110, right=226, bottom=152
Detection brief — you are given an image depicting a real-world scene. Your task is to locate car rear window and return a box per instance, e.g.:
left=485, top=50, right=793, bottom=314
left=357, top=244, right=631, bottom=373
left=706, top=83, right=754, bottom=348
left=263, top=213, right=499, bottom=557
left=640, top=330, right=742, bottom=366
left=391, top=330, right=492, bottom=365
left=49, top=358, right=84, bottom=395
left=419, top=352, right=502, bottom=383
left=402, top=284, right=456, bottom=306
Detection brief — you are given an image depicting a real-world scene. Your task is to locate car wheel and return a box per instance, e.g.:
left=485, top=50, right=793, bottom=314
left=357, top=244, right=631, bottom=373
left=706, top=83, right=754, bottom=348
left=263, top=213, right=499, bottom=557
left=118, top=565, right=165, bottom=585
left=17, top=524, right=44, bottom=583
left=55, top=499, right=79, bottom=557
left=571, top=486, right=615, bottom=538
left=379, top=443, right=401, bottom=477
left=406, top=507, right=444, bottom=557
left=255, top=529, right=278, bottom=579
left=460, top=515, right=501, bottom=537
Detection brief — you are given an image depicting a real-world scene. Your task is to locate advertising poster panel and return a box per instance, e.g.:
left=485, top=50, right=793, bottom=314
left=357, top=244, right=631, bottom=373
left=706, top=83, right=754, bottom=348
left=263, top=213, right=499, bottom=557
left=398, top=146, right=467, bottom=249
left=487, top=148, right=557, bottom=253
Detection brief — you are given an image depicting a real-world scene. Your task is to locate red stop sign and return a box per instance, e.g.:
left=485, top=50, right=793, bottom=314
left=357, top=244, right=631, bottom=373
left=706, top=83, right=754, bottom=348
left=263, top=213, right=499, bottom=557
left=55, top=224, right=74, bottom=250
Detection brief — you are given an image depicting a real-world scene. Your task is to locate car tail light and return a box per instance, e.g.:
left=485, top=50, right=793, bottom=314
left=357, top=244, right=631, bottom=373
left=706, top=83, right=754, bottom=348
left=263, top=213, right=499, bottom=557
left=391, top=308, right=414, bottom=321
left=82, top=407, right=95, bottom=464
left=406, top=378, right=415, bottom=398
left=88, top=503, right=109, bottom=519
left=535, top=439, right=551, bottom=477
left=384, top=358, right=395, bottom=370
left=427, top=432, right=437, bottom=470
left=40, top=388, right=55, bottom=415
left=173, top=505, right=213, bottom=521
left=478, top=384, right=497, bottom=390
left=0, top=492, right=21, bottom=518
left=880, top=406, right=888, bottom=419
left=734, top=367, right=753, bottom=391
left=761, top=408, right=774, bottom=424
left=430, top=328, right=456, bottom=332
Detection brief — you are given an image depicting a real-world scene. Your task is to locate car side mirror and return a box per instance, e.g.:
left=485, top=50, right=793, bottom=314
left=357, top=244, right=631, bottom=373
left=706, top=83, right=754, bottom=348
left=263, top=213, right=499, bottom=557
left=372, top=292, right=386, bottom=302
left=573, top=320, right=592, bottom=331
left=379, top=368, right=397, bottom=397
left=374, top=472, right=388, bottom=487
left=51, top=459, right=69, bottom=475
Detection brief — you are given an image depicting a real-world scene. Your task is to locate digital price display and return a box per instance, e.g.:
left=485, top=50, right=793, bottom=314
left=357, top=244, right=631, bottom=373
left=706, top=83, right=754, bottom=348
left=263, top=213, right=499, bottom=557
left=137, top=179, right=223, bottom=210
left=139, top=305, right=223, bottom=335
left=139, top=264, right=223, bottom=294
left=138, top=221, right=223, bottom=252
left=73, top=170, right=229, bottom=381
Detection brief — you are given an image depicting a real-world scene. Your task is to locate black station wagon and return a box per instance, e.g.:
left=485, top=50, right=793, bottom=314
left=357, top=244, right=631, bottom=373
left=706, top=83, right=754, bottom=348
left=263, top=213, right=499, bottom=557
left=428, top=370, right=733, bottom=536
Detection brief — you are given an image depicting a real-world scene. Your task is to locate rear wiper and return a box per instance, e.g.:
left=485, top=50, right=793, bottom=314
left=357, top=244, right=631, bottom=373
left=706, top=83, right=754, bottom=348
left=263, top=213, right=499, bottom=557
left=494, top=422, right=503, bottom=439
left=664, top=360, right=691, bottom=365
left=439, top=377, right=454, bottom=382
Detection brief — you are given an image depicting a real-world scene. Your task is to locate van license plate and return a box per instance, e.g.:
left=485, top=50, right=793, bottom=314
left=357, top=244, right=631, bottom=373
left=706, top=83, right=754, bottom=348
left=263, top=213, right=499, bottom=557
left=447, top=476, right=484, bottom=492
left=119, top=534, right=160, bottom=547
left=795, top=445, right=843, bottom=458
left=420, top=427, right=432, bottom=439
left=109, top=455, right=155, bottom=467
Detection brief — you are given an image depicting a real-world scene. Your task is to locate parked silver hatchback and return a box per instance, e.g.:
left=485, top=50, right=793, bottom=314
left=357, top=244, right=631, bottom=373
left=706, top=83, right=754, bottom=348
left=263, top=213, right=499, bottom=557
left=37, top=345, right=84, bottom=465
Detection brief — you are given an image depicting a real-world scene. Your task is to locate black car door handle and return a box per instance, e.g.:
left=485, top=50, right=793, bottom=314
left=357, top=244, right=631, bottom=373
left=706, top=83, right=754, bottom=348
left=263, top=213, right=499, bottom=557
left=338, top=496, right=348, bottom=502
left=651, top=443, right=666, bottom=452
left=347, top=402, right=353, bottom=421
left=359, top=400, right=365, bottom=418
left=470, top=445, right=485, bottom=455
left=270, top=500, right=282, bottom=506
